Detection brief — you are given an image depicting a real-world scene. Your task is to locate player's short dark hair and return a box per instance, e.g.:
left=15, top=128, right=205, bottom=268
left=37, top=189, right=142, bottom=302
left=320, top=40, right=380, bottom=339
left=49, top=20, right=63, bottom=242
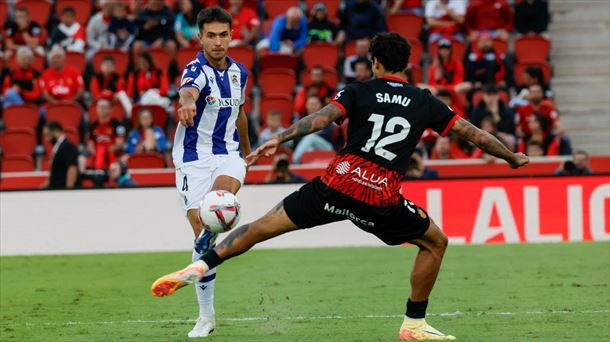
left=369, top=32, right=411, bottom=73
left=46, top=121, right=64, bottom=132
left=197, top=6, right=232, bottom=31
left=61, top=6, right=76, bottom=15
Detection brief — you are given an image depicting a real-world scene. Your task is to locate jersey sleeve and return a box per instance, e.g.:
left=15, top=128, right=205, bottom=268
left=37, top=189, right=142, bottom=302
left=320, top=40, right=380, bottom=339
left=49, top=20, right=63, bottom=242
left=329, top=83, right=358, bottom=121
left=179, top=62, right=207, bottom=92
left=428, top=92, right=459, bottom=137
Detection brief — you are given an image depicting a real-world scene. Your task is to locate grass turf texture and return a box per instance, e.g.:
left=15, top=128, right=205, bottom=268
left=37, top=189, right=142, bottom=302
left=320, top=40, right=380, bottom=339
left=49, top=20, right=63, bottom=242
left=1, top=242, right=608, bottom=341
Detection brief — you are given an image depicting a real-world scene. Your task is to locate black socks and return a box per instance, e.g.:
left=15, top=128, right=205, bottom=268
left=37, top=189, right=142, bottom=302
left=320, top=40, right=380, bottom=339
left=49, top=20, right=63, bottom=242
left=406, top=298, right=428, bottom=319
left=201, top=249, right=223, bottom=269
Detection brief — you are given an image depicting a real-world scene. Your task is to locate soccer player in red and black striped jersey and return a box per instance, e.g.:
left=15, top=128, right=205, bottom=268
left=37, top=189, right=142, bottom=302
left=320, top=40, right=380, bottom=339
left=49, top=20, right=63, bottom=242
left=152, top=32, right=529, bottom=340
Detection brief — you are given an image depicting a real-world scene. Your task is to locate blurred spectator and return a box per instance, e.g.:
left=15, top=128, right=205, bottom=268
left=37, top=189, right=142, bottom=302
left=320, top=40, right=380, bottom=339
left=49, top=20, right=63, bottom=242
left=42, top=121, right=80, bottom=189
left=343, top=38, right=371, bottom=83
left=258, top=110, right=290, bottom=148
left=90, top=55, right=126, bottom=101
left=295, top=65, right=335, bottom=116
left=425, top=0, right=466, bottom=43
left=109, top=161, right=138, bottom=187
left=126, top=108, right=167, bottom=154
left=555, top=150, right=593, bottom=176
left=227, top=0, right=261, bottom=47
left=470, top=84, right=515, bottom=136
left=387, top=0, right=423, bottom=16
left=514, top=0, right=549, bottom=35
left=466, top=33, right=506, bottom=89
left=405, top=147, right=439, bottom=179
left=257, top=7, right=307, bottom=54
left=108, top=2, right=137, bottom=52
left=428, top=38, right=472, bottom=96
left=436, top=89, right=465, bottom=118
left=430, top=136, right=469, bottom=160
left=525, top=139, right=544, bottom=157
left=515, top=84, right=560, bottom=137
left=40, top=45, right=85, bottom=104
left=2, top=47, right=41, bottom=108
left=465, top=0, right=513, bottom=41
left=87, top=0, right=114, bottom=59
left=470, top=116, right=512, bottom=161
left=353, top=58, right=373, bottom=82
left=517, top=112, right=571, bottom=156
left=174, top=0, right=203, bottom=48
left=133, top=0, right=176, bottom=56
left=265, top=154, right=306, bottom=183
left=88, top=98, right=126, bottom=170
left=49, top=7, right=86, bottom=53
left=3, top=7, right=45, bottom=58
left=293, top=96, right=336, bottom=163
left=126, top=52, right=170, bottom=103
left=512, top=66, right=553, bottom=107
left=307, top=2, right=345, bottom=45
left=340, top=0, right=387, bottom=40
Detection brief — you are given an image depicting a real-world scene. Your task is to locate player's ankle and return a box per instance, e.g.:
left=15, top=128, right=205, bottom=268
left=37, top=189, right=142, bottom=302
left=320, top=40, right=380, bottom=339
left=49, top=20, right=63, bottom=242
left=200, top=249, right=223, bottom=270
left=405, top=298, right=428, bottom=319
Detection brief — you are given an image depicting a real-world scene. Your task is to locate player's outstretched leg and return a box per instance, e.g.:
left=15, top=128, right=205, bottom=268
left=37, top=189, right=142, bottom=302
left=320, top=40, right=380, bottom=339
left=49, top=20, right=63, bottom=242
left=399, top=220, right=456, bottom=341
left=151, top=202, right=298, bottom=297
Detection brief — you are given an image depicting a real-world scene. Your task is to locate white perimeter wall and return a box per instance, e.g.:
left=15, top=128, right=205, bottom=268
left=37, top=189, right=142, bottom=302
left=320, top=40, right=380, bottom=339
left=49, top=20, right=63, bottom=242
left=0, top=185, right=384, bottom=256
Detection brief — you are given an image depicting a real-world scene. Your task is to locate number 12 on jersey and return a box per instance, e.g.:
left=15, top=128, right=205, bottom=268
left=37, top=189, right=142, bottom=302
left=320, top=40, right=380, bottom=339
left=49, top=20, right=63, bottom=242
left=361, top=114, right=411, bottom=161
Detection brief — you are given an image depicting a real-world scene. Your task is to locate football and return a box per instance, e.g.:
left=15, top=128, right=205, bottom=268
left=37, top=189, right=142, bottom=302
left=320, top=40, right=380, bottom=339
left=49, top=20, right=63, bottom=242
left=199, top=190, right=241, bottom=233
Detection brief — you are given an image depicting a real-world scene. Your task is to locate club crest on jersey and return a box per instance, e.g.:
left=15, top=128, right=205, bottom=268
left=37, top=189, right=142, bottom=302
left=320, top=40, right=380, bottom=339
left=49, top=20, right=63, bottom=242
left=231, top=74, right=240, bottom=87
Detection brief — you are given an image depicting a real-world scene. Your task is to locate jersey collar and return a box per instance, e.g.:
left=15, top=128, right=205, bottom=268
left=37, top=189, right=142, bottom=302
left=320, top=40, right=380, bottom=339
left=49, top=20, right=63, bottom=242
left=380, top=75, right=408, bottom=83
left=197, top=51, right=235, bottom=70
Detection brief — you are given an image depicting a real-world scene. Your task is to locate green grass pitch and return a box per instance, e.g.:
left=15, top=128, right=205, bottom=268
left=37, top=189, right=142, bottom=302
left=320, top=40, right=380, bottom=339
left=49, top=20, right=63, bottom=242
left=1, top=242, right=609, bottom=341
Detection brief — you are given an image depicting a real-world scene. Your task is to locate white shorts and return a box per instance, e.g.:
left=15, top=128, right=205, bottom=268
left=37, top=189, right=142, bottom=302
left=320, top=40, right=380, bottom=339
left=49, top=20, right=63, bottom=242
left=175, top=154, right=246, bottom=214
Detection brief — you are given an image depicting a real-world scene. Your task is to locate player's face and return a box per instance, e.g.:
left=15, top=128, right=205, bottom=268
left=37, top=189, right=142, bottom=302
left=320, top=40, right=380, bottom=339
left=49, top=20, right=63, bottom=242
left=199, top=22, right=232, bottom=62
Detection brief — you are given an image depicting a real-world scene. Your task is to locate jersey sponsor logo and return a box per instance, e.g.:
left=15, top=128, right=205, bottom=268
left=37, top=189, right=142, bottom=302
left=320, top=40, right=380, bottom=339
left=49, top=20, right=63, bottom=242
left=350, top=166, right=388, bottom=190
left=323, top=203, right=375, bottom=227
left=205, top=96, right=241, bottom=107
left=335, top=161, right=350, bottom=175
left=387, top=81, right=404, bottom=88
left=375, top=93, right=412, bottom=107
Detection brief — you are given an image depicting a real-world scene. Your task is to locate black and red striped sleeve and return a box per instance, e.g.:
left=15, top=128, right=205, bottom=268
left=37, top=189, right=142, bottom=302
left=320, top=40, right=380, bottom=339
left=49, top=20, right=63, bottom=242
left=428, top=92, right=459, bottom=137
left=329, top=83, right=357, bottom=122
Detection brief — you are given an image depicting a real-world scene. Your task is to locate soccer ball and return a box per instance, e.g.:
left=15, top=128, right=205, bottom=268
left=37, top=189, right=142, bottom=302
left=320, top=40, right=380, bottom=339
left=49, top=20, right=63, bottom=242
left=199, top=190, right=241, bottom=233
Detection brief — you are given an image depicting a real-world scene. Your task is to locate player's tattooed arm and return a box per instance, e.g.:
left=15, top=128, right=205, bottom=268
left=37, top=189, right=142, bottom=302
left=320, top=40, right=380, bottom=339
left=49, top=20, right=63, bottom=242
left=276, top=103, right=344, bottom=143
left=450, top=117, right=529, bottom=169
left=214, top=224, right=250, bottom=258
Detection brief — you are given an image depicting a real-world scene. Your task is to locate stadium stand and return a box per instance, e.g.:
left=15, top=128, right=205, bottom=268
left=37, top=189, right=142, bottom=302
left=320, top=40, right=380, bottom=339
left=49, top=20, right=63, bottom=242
left=3, top=104, right=39, bottom=130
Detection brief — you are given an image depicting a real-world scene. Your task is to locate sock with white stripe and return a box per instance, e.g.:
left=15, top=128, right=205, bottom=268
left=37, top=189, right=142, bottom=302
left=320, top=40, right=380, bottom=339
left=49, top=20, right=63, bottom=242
left=192, top=231, right=218, bottom=318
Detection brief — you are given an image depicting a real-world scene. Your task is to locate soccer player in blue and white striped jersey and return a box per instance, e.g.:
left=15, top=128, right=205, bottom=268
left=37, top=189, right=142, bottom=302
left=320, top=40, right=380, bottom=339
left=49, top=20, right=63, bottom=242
left=172, top=7, right=251, bottom=338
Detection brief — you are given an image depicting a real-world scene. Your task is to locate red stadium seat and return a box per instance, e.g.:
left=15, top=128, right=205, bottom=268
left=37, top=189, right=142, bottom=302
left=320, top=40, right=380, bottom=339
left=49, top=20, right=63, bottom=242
left=302, top=42, right=339, bottom=69
left=243, top=96, right=253, bottom=115
left=16, top=0, right=52, bottom=27
left=259, top=53, right=298, bottom=71
left=45, top=102, right=82, bottom=130
left=3, top=104, right=39, bottom=130
left=260, top=95, right=294, bottom=128
left=387, top=13, right=423, bottom=40
left=300, top=150, right=337, bottom=164
left=259, top=68, right=296, bottom=97
left=56, top=0, right=92, bottom=26
left=127, top=152, right=166, bottom=169
left=8, top=53, right=45, bottom=72
left=305, top=0, right=340, bottom=19
left=264, top=0, right=297, bottom=18
left=471, top=90, right=510, bottom=107
left=471, top=38, right=509, bottom=56
left=300, top=67, right=339, bottom=89
left=344, top=41, right=356, bottom=57
left=150, top=48, right=171, bottom=73
left=514, top=35, right=550, bottom=63
left=92, top=49, right=129, bottom=74
left=88, top=101, right=126, bottom=123
left=409, top=39, right=423, bottom=65
left=428, top=39, right=466, bottom=62
left=261, top=19, right=274, bottom=36
left=229, top=45, right=255, bottom=70
left=64, top=127, right=80, bottom=146
left=65, top=51, right=87, bottom=73
left=131, top=104, right=167, bottom=128
left=176, top=47, right=200, bottom=71
left=514, top=61, right=552, bottom=86
left=0, top=2, right=8, bottom=28
left=2, top=155, right=35, bottom=172
left=0, top=129, right=37, bottom=157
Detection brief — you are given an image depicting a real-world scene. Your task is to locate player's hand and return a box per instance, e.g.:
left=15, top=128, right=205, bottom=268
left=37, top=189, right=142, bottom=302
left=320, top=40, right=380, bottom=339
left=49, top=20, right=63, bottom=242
left=509, top=152, right=529, bottom=169
left=245, top=138, right=280, bottom=166
left=178, top=102, right=197, bottom=127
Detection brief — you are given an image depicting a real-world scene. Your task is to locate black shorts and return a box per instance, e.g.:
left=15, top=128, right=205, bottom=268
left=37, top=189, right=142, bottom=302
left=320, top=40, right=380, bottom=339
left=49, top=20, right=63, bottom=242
left=283, top=178, right=431, bottom=245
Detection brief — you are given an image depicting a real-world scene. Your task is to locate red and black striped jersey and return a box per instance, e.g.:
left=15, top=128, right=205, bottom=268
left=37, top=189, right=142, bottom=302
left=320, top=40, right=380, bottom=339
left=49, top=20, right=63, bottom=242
left=321, top=76, right=457, bottom=206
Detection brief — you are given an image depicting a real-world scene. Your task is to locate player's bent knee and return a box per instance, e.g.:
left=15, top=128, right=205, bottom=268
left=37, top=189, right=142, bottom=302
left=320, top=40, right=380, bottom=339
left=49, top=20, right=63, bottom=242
left=426, top=221, right=449, bottom=256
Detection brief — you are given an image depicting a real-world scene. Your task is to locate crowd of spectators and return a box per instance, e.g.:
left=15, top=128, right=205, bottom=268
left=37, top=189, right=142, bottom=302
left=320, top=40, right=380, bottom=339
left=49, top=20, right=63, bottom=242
left=0, top=0, right=583, bottom=187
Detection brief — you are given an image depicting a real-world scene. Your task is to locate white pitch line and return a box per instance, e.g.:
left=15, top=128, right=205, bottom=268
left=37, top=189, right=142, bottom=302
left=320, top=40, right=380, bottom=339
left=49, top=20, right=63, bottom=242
left=17, top=310, right=610, bottom=327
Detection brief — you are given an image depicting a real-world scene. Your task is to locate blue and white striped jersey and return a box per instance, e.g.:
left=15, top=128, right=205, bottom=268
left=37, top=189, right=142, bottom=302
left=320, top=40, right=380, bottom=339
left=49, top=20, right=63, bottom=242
left=173, top=51, right=248, bottom=168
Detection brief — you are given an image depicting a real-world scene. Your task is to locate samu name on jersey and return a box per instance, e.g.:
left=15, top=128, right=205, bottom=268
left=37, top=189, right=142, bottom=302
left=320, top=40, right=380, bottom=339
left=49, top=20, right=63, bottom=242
left=172, top=51, right=248, bottom=168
